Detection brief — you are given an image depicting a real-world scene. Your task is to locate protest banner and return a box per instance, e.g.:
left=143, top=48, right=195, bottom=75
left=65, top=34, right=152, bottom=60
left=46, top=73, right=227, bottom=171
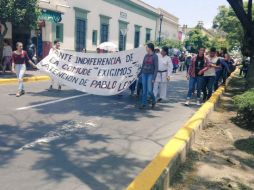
left=37, top=48, right=146, bottom=96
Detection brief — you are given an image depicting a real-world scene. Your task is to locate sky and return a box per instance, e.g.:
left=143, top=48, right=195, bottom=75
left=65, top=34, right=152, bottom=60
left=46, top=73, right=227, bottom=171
left=142, top=0, right=228, bottom=28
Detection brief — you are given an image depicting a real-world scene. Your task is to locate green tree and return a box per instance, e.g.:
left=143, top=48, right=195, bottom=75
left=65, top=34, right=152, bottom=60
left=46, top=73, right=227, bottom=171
left=213, top=5, right=247, bottom=50
left=184, top=29, right=211, bottom=53
left=218, top=0, right=254, bottom=88
left=0, top=0, right=40, bottom=61
left=209, top=36, right=229, bottom=51
left=154, top=39, right=183, bottom=50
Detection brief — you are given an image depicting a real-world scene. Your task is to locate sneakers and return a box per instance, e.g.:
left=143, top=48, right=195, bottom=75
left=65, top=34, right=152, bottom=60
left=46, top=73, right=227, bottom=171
left=196, top=99, right=201, bottom=106
left=16, top=90, right=25, bottom=97
left=185, top=99, right=190, bottom=106
left=157, top=98, right=162, bottom=103
left=151, top=102, right=156, bottom=109
left=139, top=105, right=146, bottom=110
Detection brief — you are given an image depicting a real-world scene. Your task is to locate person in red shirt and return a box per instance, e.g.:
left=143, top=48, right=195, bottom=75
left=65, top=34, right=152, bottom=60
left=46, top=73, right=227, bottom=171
left=172, top=54, right=179, bottom=73
left=12, top=42, right=37, bottom=97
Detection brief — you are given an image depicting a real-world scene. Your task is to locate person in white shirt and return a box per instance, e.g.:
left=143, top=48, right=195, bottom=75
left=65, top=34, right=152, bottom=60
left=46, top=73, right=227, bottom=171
left=48, top=40, right=62, bottom=91
left=153, top=46, right=173, bottom=102
left=203, top=47, right=221, bottom=101
left=2, top=40, right=13, bottom=73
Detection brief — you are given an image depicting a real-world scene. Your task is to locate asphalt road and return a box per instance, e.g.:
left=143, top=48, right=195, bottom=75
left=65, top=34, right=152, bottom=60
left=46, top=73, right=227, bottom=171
left=0, top=71, right=199, bottom=190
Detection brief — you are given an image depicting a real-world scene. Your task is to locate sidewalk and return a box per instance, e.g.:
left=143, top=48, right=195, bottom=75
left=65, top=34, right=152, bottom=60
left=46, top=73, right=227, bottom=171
left=0, top=70, right=49, bottom=84
left=171, top=75, right=254, bottom=190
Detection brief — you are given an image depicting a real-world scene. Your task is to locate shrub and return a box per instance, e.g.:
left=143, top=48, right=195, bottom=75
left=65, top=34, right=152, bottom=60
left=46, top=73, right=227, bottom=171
left=233, top=89, right=254, bottom=126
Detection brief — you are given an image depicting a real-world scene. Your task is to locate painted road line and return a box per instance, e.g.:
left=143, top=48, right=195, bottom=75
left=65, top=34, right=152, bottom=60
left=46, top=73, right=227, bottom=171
left=16, top=94, right=89, bottom=111
left=0, top=76, right=50, bottom=85
left=17, top=118, right=101, bottom=151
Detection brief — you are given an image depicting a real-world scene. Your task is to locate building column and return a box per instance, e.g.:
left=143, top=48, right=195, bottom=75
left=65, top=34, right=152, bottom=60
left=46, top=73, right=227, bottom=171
left=42, top=21, right=54, bottom=58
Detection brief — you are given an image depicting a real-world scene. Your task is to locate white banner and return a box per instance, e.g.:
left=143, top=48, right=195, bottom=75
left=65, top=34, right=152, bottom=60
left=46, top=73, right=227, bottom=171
left=37, top=48, right=146, bottom=96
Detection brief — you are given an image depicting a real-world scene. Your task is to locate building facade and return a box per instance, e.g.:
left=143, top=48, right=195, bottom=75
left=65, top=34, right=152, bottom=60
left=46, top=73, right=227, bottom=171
left=157, top=8, right=179, bottom=41
left=3, top=0, right=179, bottom=59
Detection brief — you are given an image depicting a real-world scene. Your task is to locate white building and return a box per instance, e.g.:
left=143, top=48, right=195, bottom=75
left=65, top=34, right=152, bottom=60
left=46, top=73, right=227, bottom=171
left=157, top=8, right=179, bottom=41
left=2, top=0, right=179, bottom=58
left=39, top=0, right=159, bottom=53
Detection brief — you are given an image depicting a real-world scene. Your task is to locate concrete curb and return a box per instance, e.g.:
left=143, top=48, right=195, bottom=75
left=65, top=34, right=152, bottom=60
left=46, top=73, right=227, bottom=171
left=0, top=76, right=50, bottom=85
left=126, top=71, right=238, bottom=190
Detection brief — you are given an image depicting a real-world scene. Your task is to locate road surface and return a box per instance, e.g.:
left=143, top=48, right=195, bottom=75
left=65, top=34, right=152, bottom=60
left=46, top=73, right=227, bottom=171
left=0, top=71, right=199, bottom=190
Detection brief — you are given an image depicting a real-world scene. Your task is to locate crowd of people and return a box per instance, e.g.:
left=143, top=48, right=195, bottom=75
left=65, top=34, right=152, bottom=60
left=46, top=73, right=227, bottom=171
left=133, top=43, right=239, bottom=109
left=1, top=40, right=243, bottom=106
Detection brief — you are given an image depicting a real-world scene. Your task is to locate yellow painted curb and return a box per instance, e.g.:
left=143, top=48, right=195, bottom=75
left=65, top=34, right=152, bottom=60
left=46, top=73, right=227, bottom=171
left=0, top=76, right=50, bottom=85
left=126, top=70, right=238, bottom=190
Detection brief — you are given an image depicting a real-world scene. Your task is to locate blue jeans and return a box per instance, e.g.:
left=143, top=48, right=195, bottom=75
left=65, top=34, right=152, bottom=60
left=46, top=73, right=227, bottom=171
left=129, top=80, right=137, bottom=93
left=214, top=70, right=222, bottom=90
left=141, top=73, right=156, bottom=106
left=187, top=76, right=204, bottom=99
left=203, top=76, right=216, bottom=100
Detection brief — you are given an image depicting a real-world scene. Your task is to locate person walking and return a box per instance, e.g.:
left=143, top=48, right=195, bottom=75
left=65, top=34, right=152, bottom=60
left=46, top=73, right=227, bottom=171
left=185, top=47, right=208, bottom=106
left=140, top=43, right=158, bottom=109
left=203, top=47, right=221, bottom=101
left=11, top=42, right=37, bottom=97
left=185, top=54, right=192, bottom=73
left=2, top=39, right=12, bottom=73
left=153, top=46, right=173, bottom=102
left=49, top=40, right=62, bottom=90
left=26, top=39, right=36, bottom=70
left=214, top=54, right=230, bottom=91
left=172, top=54, right=179, bottom=73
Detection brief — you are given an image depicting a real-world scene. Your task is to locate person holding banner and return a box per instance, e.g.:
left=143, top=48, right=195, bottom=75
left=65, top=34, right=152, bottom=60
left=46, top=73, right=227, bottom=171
left=49, top=40, right=62, bottom=91
left=11, top=42, right=37, bottom=97
left=140, top=43, right=158, bottom=109
left=153, top=46, right=173, bottom=102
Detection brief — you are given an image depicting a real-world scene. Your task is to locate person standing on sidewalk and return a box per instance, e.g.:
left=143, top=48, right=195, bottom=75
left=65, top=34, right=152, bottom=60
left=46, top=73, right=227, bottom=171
left=2, top=39, right=12, bottom=73
left=11, top=42, right=37, bottom=97
left=26, top=39, right=36, bottom=70
left=49, top=40, right=62, bottom=91
left=185, top=47, right=208, bottom=106
left=203, top=47, right=221, bottom=101
left=140, top=43, right=158, bottom=109
left=153, top=46, right=173, bottom=102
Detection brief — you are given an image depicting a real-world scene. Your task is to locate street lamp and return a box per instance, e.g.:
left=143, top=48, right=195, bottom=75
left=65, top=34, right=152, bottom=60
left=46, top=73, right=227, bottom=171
left=159, top=14, right=164, bottom=45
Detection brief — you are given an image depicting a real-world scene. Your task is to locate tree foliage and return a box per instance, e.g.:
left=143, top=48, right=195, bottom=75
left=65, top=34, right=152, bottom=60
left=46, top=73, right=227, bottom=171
left=154, top=39, right=183, bottom=50
left=213, top=5, right=251, bottom=50
left=0, top=0, right=39, bottom=28
left=0, top=0, right=40, bottom=60
left=184, top=29, right=211, bottom=53
left=225, top=0, right=254, bottom=88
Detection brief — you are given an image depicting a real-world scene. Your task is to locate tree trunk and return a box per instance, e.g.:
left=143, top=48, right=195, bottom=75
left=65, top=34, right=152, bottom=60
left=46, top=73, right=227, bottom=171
left=247, top=54, right=254, bottom=89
